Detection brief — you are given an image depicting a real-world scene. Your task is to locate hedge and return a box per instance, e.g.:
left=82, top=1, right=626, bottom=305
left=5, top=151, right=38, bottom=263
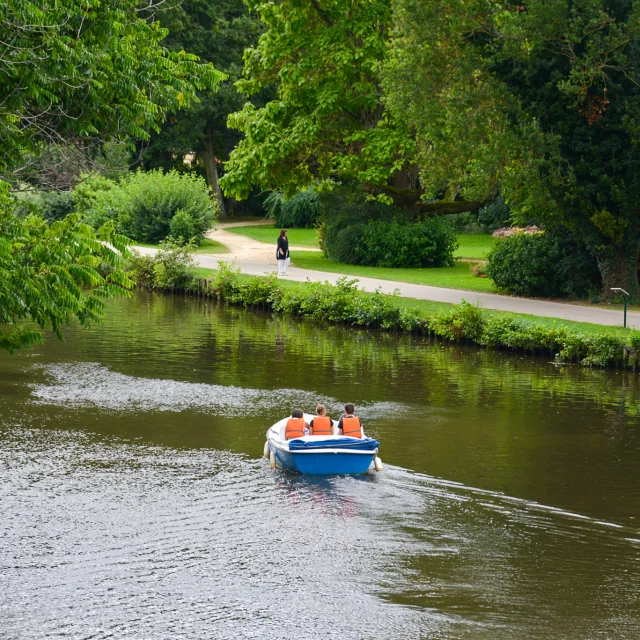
left=129, top=249, right=640, bottom=369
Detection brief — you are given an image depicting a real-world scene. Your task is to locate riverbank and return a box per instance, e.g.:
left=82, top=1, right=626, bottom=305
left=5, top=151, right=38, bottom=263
left=130, top=251, right=640, bottom=369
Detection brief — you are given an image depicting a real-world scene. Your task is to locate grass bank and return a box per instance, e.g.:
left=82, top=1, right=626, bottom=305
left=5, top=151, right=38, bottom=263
left=134, top=238, right=229, bottom=255
left=226, top=223, right=319, bottom=248
left=127, top=249, right=640, bottom=368
left=290, top=251, right=496, bottom=292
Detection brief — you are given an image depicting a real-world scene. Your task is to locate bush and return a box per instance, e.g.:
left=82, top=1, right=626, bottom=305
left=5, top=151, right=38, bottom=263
left=71, top=174, right=117, bottom=222
left=486, top=231, right=601, bottom=298
left=13, top=189, right=75, bottom=222
left=128, top=241, right=196, bottom=290
left=83, top=170, right=216, bottom=243
left=318, top=184, right=457, bottom=268
left=169, top=210, right=197, bottom=242
left=356, top=217, right=458, bottom=268
left=265, top=188, right=320, bottom=228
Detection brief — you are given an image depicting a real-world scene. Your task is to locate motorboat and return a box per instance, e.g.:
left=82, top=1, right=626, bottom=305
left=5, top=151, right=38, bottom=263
left=264, top=413, right=382, bottom=475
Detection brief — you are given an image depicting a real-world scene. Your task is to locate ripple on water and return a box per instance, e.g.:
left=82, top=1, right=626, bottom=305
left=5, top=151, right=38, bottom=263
left=1, top=427, right=639, bottom=639
left=28, top=362, right=407, bottom=419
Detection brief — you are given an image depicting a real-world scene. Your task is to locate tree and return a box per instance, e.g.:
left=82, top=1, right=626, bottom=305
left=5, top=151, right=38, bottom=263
left=220, top=0, right=420, bottom=201
left=0, top=184, right=134, bottom=352
left=1, top=0, right=225, bottom=186
left=0, top=0, right=225, bottom=351
left=141, top=0, right=264, bottom=216
left=384, top=0, right=640, bottom=299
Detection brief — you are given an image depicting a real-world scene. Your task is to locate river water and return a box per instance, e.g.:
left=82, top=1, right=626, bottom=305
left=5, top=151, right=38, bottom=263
left=1, top=292, right=639, bottom=639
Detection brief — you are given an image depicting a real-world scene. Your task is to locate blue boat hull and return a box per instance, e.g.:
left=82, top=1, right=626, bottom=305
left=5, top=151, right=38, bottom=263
left=273, top=447, right=374, bottom=476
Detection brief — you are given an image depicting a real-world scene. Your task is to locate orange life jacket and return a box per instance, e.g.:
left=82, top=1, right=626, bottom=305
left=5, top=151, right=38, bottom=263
left=312, top=416, right=332, bottom=436
left=341, top=415, right=362, bottom=439
left=285, top=417, right=305, bottom=440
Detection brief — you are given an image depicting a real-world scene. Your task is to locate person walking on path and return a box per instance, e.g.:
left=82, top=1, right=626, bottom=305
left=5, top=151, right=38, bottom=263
left=276, top=229, right=289, bottom=276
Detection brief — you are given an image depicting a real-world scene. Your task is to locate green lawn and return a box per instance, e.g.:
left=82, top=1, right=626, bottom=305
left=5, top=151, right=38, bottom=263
left=191, top=266, right=633, bottom=337
left=226, top=223, right=319, bottom=248
left=454, top=234, right=496, bottom=259
left=133, top=238, right=229, bottom=254
left=289, top=251, right=497, bottom=292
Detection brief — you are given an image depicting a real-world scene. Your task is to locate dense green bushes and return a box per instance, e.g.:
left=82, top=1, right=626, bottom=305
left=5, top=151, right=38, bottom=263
left=318, top=184, right=458, bottom=267
left=487, top=232, right=601, bottom=298
left=264, top=188, right=320, bottom=228
left=80, top=170, right=216, bottom=243
left=127, top=251, right=640, bottom=369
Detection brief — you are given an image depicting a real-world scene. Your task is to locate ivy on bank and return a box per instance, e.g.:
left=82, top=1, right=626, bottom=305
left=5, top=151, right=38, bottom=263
left=129, top=249, right=640, bottom=369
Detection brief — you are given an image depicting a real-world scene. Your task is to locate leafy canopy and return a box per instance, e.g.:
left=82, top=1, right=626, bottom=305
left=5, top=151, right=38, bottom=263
left=0, top=184, right=134, bottom=352
left=0, top=0, right=225, bottom=182
left=220, top=0, right=414, bottom=199
left=384, top=0, right=640, bottom=295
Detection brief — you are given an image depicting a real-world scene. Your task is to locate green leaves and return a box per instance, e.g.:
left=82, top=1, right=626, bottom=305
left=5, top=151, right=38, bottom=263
left=0, top=185, right=134, bottom=352
left=221, top=0, right=411, bottom=199
left=0, top=0, right=226, bottom=181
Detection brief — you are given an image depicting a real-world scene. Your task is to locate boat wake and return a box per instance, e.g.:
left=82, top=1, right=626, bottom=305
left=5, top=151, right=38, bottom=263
left=28, top=362, right=406, bottom=418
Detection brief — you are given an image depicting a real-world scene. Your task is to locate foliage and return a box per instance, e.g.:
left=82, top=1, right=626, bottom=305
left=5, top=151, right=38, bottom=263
left=357, top=217, right=458, bottom=268
left=71, top=175, right=118, bottom=217
left=486, top=232, right=601, bottom=298
left=13, top=189, right=75, bottom=222
left=130, top=253, right=640, bottom=369
left=266, top=189, right=321, bottom=228
left=384, top=0, right=640, bottom=298
left=128, top=241, right=196, bottom=290
left=169, top=210, right=198, bottom=242
left=220, top=0, right=415, bottom=200
left=141, top=0, right=265, bottom=212
left=0, top=185, right=134, bottom=353
left=0, top=0, right=224, bottom=185
left=318, top=185, right=457, bottom=267
left=84, top=170, right=217, bottom=243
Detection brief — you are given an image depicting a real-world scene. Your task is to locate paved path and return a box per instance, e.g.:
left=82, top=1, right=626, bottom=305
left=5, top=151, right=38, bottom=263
left=132, top=245, right=637, bottom=328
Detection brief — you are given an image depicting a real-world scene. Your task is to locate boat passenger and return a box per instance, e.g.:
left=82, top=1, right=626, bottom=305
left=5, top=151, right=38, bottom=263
left=285, top=408, right=310, bottom=440
left=337, top=403, right=364, bottom=439
left=309, top=404, right=333, bottom=436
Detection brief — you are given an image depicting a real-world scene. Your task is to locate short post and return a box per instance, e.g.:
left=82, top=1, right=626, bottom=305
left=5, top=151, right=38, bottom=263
left=610, top=288, right=629, bottom=328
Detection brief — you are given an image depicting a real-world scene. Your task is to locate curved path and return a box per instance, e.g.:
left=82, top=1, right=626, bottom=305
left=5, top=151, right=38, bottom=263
left=133, top=223, right=638, bottom=328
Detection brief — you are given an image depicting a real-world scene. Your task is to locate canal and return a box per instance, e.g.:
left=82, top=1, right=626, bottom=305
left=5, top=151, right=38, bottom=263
left=1, top=291, right=639, bottom=638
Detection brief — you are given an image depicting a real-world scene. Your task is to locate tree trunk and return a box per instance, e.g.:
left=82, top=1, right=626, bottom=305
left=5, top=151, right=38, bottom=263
left=202, top=130, right=226, bottom=219
left=598, top=244, right=640, bottom=302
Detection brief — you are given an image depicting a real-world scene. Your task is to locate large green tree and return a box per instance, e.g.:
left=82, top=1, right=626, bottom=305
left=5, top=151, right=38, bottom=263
left=142, top=0, right=264, bottom=215
left=220, top=0, right=421, bottom=203
left=1, top=0, right=224, bottom=185
left=384, top=0, right=640, bottom=299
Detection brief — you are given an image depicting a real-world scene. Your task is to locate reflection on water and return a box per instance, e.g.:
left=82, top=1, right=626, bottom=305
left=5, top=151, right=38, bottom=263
left=1, top=291, right=639, bottom=638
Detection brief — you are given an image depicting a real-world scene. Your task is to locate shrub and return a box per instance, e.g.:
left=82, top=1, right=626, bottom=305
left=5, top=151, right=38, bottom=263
left=319, top=184, right=457, bottom=268
left=266, top=188, right=320, bottom=228
left=169, top=210, right=197, bottom=242
left=71, top=174, right=117, bottom=222
left=357, top=217, right=458, bottom=268
left=84, top=170, right=216, bottom=243
left=128, top=241, right=196, bottom=290
left=13, top=189, right=75, bottom=222
left=486, top=231, right=601, bottom=298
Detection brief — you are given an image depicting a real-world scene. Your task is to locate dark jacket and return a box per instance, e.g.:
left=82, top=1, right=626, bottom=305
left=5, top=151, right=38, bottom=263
left=277, top=236, right=289, bottom=259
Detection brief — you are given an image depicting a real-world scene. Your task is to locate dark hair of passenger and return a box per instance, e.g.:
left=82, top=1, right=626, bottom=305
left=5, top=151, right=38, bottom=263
left=291, top=408, right=304, bottom=418
left=344, top=403, right=355, bottom=415
left=279, top=229, right=287, bottom=238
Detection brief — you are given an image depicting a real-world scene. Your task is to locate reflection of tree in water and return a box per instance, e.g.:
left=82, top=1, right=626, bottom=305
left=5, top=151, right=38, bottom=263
left=275, top=332, right=285, bottom=361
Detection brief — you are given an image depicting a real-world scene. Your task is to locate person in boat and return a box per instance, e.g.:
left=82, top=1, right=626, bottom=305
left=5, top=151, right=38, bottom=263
left=285, top=408, right=310, bottom=440
left=309, top=404, right=333, bottom=436
left=337, top=403, right=363, bottom=439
